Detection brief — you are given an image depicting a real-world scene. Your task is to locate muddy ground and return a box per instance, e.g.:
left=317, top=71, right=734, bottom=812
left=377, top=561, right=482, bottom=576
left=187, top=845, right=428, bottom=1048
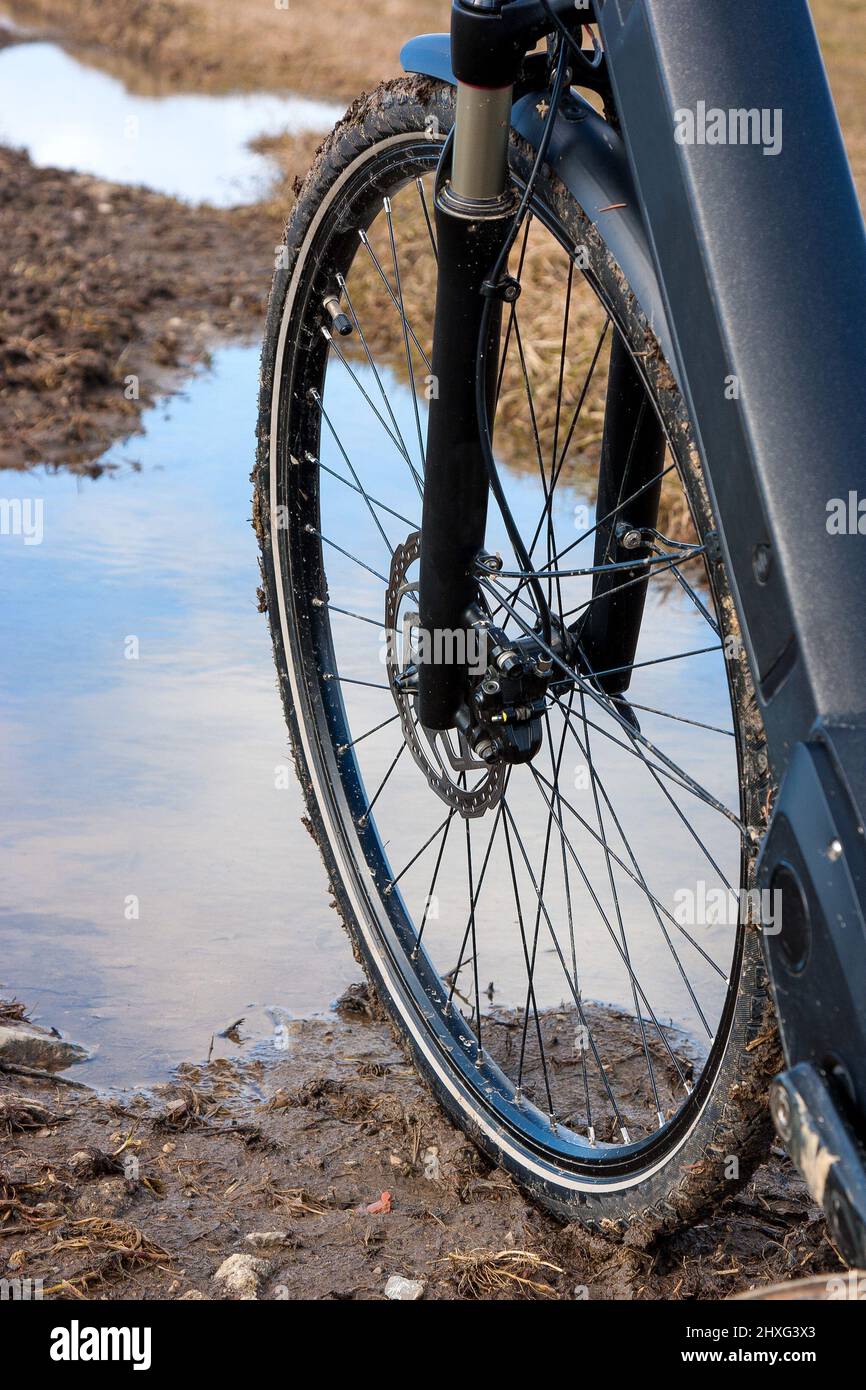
left=0, top=78, right=321, bottom=472
left=0, top=992, right=843, bottom=1301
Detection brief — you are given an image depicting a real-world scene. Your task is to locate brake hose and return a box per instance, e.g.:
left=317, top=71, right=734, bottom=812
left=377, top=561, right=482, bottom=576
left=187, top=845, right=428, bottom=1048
left=473, top=48, right=571, bottom=646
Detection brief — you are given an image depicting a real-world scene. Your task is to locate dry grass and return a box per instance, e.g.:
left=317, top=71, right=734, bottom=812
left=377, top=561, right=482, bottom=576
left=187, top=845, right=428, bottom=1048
left=0, top=1095, right=66, bottom=1134
left=447, top=1247, right=565, bottom=1299
left=0, top=998, right=30, bottom=1025
left=42, top=1218, right=172, bottom=1294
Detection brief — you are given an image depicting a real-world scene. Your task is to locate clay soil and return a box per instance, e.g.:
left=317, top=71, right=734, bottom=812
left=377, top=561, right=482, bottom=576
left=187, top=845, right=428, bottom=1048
left=0, top=992, right=842, bottom=1301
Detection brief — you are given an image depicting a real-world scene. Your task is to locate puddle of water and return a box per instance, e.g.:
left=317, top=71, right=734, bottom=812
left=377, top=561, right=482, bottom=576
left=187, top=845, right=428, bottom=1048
left=0, top=345, right=362, bottom=1088
left=0, top=340, right=739, bottom=1090
left=0, top=36, right=342, bottom=205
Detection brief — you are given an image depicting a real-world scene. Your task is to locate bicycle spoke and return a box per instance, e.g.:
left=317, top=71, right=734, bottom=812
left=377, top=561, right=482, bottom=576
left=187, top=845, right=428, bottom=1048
left=526, top=773, right=692, bottom=1094
left=515, top=698, right=572, bottom=1105
left=360, top=740, right=407, bottom=825
left=501, top=799, right=631, bottom=1138
left=318, top=460, right=419, bottom=532
left=320, top=601, right=382, bottom=629
left=358, top=228, right=433, bottom=373
left=337, top=273, right=424, bottom=497
left=577, top=692, right=715, bottom=1043
left=501, top=810, right=557, bottom=1121
left=622, top=702, right=735, bottom=738
left=384, top=810, right=454, bottom=895
left=321, top=329, right=423, bottom=487
left=580, top=701, right=664, bottom=1121
left=308, top=392, right=393, bottom=554
left=478, top=576, right=745, bottom=832
left=415, top=176, right=437, bottom=263
left=533, top=763, right=728, bottom=982
left=307, top=524, right=389, bottom=585
left=337, top=712, right=401, bottom=756
left=412, top=807, right=456, bottom=959
left=383, top=197, right=428, bottom=475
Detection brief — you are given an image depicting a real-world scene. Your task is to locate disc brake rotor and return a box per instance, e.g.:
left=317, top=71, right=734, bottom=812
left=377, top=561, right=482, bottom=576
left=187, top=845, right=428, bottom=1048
left=385, top=532, right=505, bottom=819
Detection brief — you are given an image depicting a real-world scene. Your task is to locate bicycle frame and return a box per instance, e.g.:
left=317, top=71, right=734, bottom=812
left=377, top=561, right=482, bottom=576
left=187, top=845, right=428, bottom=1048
left=406, top=0, right=866, bottom=1262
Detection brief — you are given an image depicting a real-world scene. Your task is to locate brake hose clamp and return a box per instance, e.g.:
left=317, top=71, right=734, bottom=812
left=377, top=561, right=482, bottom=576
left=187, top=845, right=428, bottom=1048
left=481, top=275, right=522, bottom=303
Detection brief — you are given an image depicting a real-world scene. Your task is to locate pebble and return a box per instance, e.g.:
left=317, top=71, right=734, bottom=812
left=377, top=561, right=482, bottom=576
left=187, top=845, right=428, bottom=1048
left=212, top=1253, right=271, bottom=1300
left=384, top=1275, right=425, bottom=1301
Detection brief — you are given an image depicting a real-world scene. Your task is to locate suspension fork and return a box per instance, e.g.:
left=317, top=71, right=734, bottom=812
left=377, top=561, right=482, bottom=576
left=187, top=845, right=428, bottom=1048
left=417, top=84, right=516, bottom=730
left=419, top=0, right=658, bottom=725
left=418, top=0, right=576, bottom=730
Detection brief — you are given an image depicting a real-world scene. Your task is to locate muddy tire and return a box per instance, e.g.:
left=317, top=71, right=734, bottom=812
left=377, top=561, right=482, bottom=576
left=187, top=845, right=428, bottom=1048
left=253, top=77, right=780, bottom=1237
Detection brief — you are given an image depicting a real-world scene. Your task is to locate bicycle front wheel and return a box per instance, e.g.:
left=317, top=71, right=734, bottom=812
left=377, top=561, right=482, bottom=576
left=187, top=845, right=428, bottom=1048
left=254, top=77, right=779, bottom=1234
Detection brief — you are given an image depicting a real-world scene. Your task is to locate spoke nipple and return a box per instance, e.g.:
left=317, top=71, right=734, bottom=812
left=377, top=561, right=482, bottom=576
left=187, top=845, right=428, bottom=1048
left=549, top=1112, right=558, bottom=1133
left=356, top=813, right=367, bottom=827
left=383, top=197, right=392, bottom=213
left=311, top=597, right=324, bottom=608
left=514, top=1087, right=523, bottom=1107
left=620, top=1127, right=631, bottom=1145
left=410, top=947, right=419, bottom=962
left=657, top=1111, right=665, bottom=1130
left=383, top=881, right=393, bottom=895
left=304, top=523, right=316, bottom=534
left=588, top=1126, right=596, bottom=1147
left=475, top=1048, right=484, bottom=1069
left=683, top=1080, right=693, bottom=1096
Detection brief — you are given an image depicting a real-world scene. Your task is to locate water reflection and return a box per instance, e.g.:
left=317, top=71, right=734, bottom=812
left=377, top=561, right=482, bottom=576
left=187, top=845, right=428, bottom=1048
left=0, top=346, right=361, bottom=1087
left=0, top=36, right=341, bottom=205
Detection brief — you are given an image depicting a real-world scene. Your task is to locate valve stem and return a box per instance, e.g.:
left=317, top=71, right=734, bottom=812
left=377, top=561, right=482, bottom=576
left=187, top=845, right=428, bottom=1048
left=323, top=293, right=353, bottom=337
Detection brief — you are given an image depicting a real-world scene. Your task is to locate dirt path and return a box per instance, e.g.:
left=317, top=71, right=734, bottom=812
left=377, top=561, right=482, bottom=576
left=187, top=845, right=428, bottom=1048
left=0, top=993, right=841, bottom=1301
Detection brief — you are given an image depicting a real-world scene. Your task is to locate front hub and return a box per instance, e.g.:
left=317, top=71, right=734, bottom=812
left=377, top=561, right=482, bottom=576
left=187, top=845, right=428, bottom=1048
left=387, top=534, right=560, bottom=817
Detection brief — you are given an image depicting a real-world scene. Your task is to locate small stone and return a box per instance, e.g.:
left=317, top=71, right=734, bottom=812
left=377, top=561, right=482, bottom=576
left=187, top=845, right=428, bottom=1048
left=178, top=1289, right=209, bottom=1300
left=213, top=1253, right=271, bottom=1300
left=385, top=1275, right=425, bottom=1301
left=423, top=1146, right=441, bottom=1181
